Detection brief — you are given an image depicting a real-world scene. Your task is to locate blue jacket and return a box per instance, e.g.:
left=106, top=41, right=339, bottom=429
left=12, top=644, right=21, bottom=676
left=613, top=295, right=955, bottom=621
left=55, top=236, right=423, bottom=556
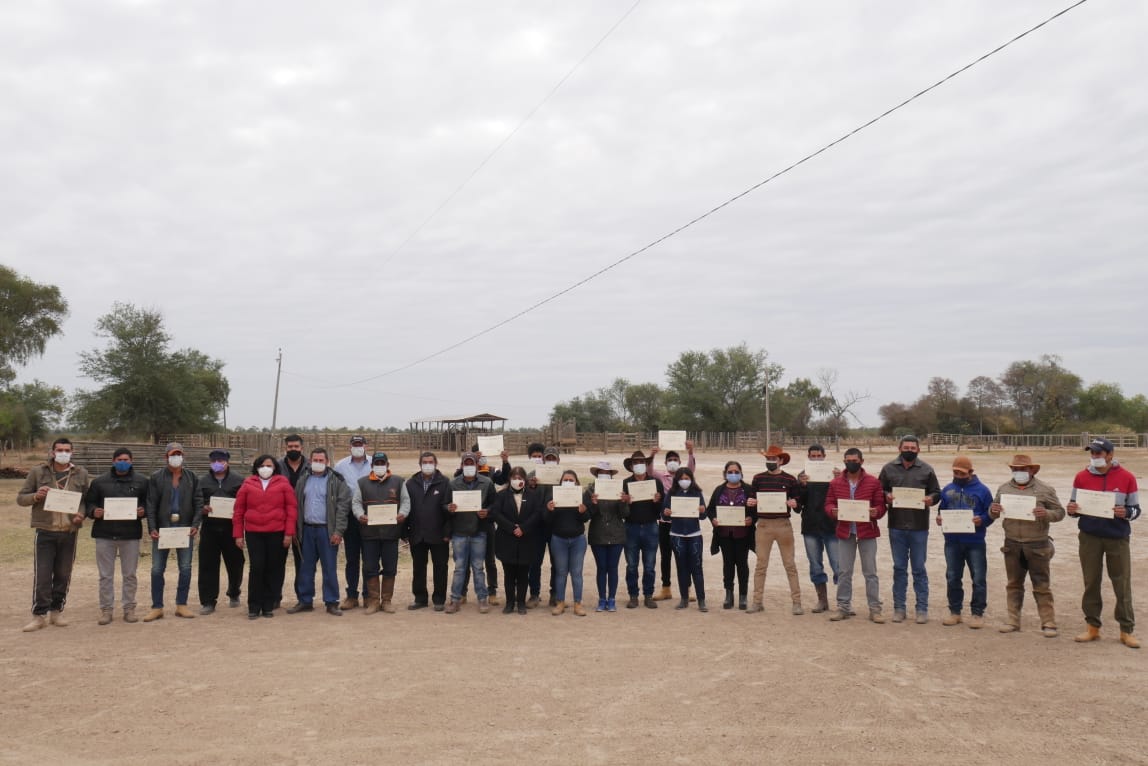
left=938, top=475, right=994, bottom=544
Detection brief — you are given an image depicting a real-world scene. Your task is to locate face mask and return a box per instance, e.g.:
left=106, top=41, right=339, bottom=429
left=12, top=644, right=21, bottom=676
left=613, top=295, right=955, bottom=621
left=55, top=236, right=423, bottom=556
left=286, top=450, right=303, bottom=461
left=114, top=460, right=132, bottom=473
left=666, top=460, right=680, bottom=472
left=373, top=464, right=387, bottom=475
left=311, top=461, right=326, bottom=474
left=1012, top=470, right=1030, bottom=484
left=257, top=466, right=274, bottom=479
left=531, top=457, right=543, bottom=464
left=168, top=455, right=183, bottom=469
left=351, top=446, right=366, bottom=458
left=1090, top=456, right=1108, bottom=470
left=478, top=456, right=488, bottom=467
left=510, top=479, right=525, bottom=491
left=54, top=451, right=72, bottom=465
left=561, top=480, right=575, bottom=487
left=952, top=475, right=970, bottom=486
left=726, top=472, right=742, bottom=483
left=210, top=461, right=226, bottom=473
left=900, top=450, right=918, bottom=463
left=632, top=463, right=646, bottom=476
left=545, top=459, right=558, bottom=466
left=766, top=461, right=779, bottom=472
left=462, top=465, right=477, bottom=478
left=677, top=479, right=692, bottom=490
left=421, top=463, right=436, bottom=476
left=844, top=462, right=862, bottom=474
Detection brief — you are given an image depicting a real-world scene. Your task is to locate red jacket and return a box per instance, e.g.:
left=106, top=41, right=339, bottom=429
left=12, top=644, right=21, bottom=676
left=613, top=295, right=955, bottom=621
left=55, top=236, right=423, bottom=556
left=233, top=475, right=298, bottom=537
left=825, top=470, right=887, bottom=540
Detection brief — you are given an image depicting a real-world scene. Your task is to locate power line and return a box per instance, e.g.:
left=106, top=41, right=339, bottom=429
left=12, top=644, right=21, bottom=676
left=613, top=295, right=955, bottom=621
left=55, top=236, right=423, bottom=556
left=378, top=0, right=643, bottom=268
left=341, top=0, right=1090, bottom=388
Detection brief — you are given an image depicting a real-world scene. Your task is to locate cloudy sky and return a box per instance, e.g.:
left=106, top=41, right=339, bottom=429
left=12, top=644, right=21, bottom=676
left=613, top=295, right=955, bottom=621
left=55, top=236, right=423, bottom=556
left=4, top=0, right=1146, bottom=432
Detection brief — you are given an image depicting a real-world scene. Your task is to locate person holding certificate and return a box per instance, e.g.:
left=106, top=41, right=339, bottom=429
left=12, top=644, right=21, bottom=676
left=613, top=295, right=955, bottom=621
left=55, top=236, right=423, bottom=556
left=587, top=461, right=628, bottom=612
left=86, top=447, right=149, bottom=625
left=197, top=449, right=245, bottom=615
left=547, top=470, right=591, bottom=616
left=1067, top=438, right=1141, bottom=648
left=825, top=448, right=888, bottom=623
left=233, top=455, right=298, bottom=619
left=621, top=450, right=662, bottom=609
left=352, top=452, right=410, bottom=614
left=648, top=441, right=695, bottom=602
left=877, top=435, right=941, bottom=625
left=143, top=442, right=203, bottom=622
left=445, top=452, right=497, bottom=614
left=934, top=456, right=994, bottom=629
left=748, top=446, right=803, bottom=616
left=794, top=444, right=841, bottom=614
left=661, top=467, right=708, bottom=612
left=492, top=467, right=544, bottom=614
left=17, top=437, right=90, bottom=632
left=988, top=455, right=1065, bottom=637
left=706, top=461, right=754, bottom=610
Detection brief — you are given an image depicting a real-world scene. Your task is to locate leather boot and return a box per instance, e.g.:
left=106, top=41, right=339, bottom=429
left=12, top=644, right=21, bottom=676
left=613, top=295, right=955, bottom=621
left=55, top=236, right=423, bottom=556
left=653, top=585, right=672, bottom=601
left=364, top=577, right=381, bottom=615
left=738, top=592, right=747, bottom=610
left=1120, top=632, right=1140, bottom=649
left=812, top=583, right=829, bottom=613
left=141, top=608, right=164, bottom=622
left=174, top=605, right=196, bottom=619
left=1075, top=625, right=1101, bottom=643
left=380, top=576, right=396, bottom=613
left=722, top=589, right=734, bottom=610
left=552, top=600, right=566, bottom=616
left=571, top=601, right=586, bottom=616
left=339, top=595, right=360, bottom=610
left=98, top=609, right=114, bottom=626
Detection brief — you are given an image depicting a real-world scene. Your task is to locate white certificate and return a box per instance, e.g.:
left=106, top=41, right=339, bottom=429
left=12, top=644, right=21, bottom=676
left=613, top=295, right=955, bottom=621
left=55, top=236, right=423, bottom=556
left=534, top=464, right=563, bottom=485
left=999, top=494, right=1036, bottom=521
left=477, top=435, right=504, bottom=455
left=551, top=485, right=583, bottom=508
left=658, top=430, right=687, bottom=452
left=367, top=503, right=398, bottom=526
left=837, top=499, right=870, bottom=523
left=941, top=509, right=976, bottom=534
left=670, top=496, right=700, bottom=518
left=209, top=496, right=235, bottom=520
left=594, top=477, right=622, bottom=501
left=804, top=461, right=835, bottom=483
left=626, top=480, right=657, bottom=503
left=716, top=506, right=745, bottom=526
left=453, top=490, right=483, bottom=513
left=43, top=488, right=82, bottom=514
left=1075, top=489, right=1116, bottom=519
left=103, top=497, right=138, bottom=521
left=892, top=487, right=927, bottom=509
left=756, top=492, right=789, bottom=515
left=158, top=527, right=191, bottom=549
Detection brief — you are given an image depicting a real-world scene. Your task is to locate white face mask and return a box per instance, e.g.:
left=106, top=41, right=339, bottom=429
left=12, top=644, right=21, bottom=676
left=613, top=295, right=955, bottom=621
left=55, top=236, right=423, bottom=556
left=1090, top=457, right=1108, bottom=470
left=257, top=466, right=274, bottom=479
left=1012, top=470, right=1031, bottom=485
left=311, top=461, right=326, bottom=474
left=351, top=446, right=366, bottom=458
left=531, top=456, right=543, bottom=464
left=545, top=459, right=558, bottom=466
left=462, top=465, right=477, bottom=478
left=373, top=464, right=387, bottom=475
left=510, top=479, right=525, bottom=491
left=632, top=463, right=647, bottom=476
left=561, top=480, right=575, bottom=487
left=665, top=460, right=680, bottom=472
left=168, top=455, right=184, bottom=469
left=677, top=479, right=692, bottom=490
left=421, top=463, right=436, bottom=475
left=53, top=451, right=72, bottom=465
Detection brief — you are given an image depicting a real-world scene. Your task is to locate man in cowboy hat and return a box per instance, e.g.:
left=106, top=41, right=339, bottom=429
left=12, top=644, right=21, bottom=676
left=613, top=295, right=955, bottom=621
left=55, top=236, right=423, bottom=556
left=648, top=440, right=696, bottom=601
left=747, top=445, right=804, bottom=615
left=877, top=435, right=941, bottom=624
left=988, top=454, right=1065, bottom=637
left=1067, top=438, right=1141, bottom=649
left=621, top=450, right=663, bottom=609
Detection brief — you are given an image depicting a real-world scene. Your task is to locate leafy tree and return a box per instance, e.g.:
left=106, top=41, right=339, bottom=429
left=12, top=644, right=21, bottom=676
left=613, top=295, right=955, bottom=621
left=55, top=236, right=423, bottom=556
left=964, top=375, right=1004, bottom=435
left=664, top=344, right=782, bottom=432
left=0, top=266, right=69, bottom=384
left=998, top=355, right=1081, bottom=432
left=770, top=377, right=827, bottom=435
left=549, top=389, right=617, bottom=432
left=0, top=381, right=68, bottom=447
left=71, top=303, right=230, bottom=442
left=623, top=382, right=665, bottom=431
left=1077, top=381, right=1127, bottom=427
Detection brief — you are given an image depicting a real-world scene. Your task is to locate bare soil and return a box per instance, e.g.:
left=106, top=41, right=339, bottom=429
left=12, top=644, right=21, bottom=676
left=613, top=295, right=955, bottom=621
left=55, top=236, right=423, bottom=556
left=1, top=448, right=1145, bottom=765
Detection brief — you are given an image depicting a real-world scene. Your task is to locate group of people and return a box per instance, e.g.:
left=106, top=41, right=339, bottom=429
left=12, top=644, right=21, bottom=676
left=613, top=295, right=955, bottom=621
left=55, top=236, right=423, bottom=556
left=16, top=434, right=1140, bottom=648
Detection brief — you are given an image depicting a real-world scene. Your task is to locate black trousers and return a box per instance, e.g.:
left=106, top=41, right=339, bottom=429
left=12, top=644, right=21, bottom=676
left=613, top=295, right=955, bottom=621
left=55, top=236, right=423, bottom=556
left=343, top=513, right=362, bottom=597
left=198, top=519, right=245, bottom=606
left=361, top=538, right=399, bottom=579
left=659, top=522, right=677, bottom=587
left=502, top=561, right=531, bottom=607
left=410, top=541, right=449, bottom=606
left=32, top=530, right=78, bottom=615
left=246, top=532, right=285, bottom=614
left=717, top=534, right=751, bottom=593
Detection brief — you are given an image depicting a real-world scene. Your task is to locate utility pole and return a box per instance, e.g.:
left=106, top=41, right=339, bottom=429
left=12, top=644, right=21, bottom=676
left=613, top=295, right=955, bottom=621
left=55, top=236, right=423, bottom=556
left=763, top=377, right=772, bottom=448
left=271, top=348, right=283, bottom=435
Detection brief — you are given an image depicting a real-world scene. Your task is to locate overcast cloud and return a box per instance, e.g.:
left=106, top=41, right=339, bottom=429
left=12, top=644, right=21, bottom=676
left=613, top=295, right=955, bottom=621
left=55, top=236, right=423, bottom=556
left=3, top=0, right=1146, bottom=432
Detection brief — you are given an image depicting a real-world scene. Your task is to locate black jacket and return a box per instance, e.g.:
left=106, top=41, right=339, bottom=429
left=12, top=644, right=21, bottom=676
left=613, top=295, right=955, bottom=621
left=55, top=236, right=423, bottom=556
left=146, top=468, right=204, bottom=532
left=200, top=470, right=244, bottom=527
left=86, top=469, right=149, bottom=540
left=795, top=479, right=836, bottom=536
left=492, top=487, right=544, bottom=564
left=403, top=470, right=452, bottom=545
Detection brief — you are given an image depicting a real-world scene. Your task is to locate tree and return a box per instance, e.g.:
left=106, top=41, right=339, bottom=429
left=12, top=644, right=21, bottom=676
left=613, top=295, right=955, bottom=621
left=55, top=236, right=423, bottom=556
left=0, top=266, right=69, bottom=384
left=998, top=355, right=1082, bottom=432
left=770, top=378, right=827, bottom=435
left=816, top=369, right=870, bottom=447
left=1077, top=382, right=1127, bottom=427
left=0, top=381, right=67, bottom=448
left=964, top=375, right=1004, bottom=435
left=549, top=390, right=616, bottom=432
left=623, top=382, right=665, bottom=431
left=664, top=344, right=782, bottom=432
left=71, top=303, right=230, bottom=442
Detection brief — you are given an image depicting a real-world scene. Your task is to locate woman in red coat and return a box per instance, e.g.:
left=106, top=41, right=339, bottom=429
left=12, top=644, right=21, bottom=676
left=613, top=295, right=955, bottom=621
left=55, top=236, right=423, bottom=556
left=233, top=455, right=297, bottom=619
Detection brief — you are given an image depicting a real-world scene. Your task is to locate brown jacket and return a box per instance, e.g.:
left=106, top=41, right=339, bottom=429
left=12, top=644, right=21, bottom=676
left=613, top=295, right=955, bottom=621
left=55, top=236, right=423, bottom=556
left=995, top=477, right=1064, bottom=544
left=17, top=462, right=91, bottom=532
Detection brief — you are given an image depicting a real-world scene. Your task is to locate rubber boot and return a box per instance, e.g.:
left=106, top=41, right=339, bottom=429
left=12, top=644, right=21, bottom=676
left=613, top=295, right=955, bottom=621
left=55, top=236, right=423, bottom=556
left=364, top=577, right=381, bottom=615
left=380, top=576, right=396, bottom=613
left=722, top=589, right=734, bottom=610
left=812, top=583, right=829, bottom=613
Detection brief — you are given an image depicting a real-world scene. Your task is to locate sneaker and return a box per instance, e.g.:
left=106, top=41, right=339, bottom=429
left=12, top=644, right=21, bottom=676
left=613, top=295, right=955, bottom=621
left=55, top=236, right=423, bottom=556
left=626, top=596, right=639, bottom=609
left=98, top=609, right=114, bottom=626
left=915, top=612, right=928, bottom=625
left=606, top=598, right=617, bottom=612
left=942, top=613, right=961, bottom=627
left=228, top=598, right=241, bottom=608
left=444, top=600, right=460, bottom=614
left=325, top=604, right=343, bottom=616
left=596, top=599, right=607, bottom=612
left=22, top=615, right=46, bottom=632
left=286, top=602, right=314, bottom=614
left=407, top=601, right=429, bottom=611
left=869, top=611, right=886, bottom=624
left=478, top=599, right=490, bottom=614
left=199, top=604, right=216, bottom=616
left=891, top=609, right=906, bottom=623
left=1042, top=625, right=1059, bottom=638
left=967, top=614, right=984, bottom=630
left=644, top=596, right=658, bottom=609
left=526, top=596, right=541, bottom=609
left=999, top=623, right=1020, bottom=633
left=791, top=603, right=804, bottom=616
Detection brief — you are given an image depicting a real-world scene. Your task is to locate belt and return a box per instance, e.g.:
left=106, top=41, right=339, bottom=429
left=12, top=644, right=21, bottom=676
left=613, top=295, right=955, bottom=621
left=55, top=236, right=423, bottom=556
left=304, top=522, right=326, bottom=528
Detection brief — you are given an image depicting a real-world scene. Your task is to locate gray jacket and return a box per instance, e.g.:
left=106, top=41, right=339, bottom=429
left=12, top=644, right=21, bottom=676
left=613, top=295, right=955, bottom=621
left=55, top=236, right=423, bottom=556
left=295, top=469, right=351, bottom=539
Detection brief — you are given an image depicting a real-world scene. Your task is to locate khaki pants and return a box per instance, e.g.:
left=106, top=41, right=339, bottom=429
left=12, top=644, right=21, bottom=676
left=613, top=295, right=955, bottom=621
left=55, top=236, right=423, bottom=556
left=1001, top=539, right=1055, bottom=629
left=1078, top=532, right=1134, bottom=634
left=752, top=518, right=802, bottom=606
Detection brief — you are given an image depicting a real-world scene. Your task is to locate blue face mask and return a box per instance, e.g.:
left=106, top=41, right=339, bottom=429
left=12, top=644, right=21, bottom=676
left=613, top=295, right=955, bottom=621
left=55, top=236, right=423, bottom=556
left=726, top=472, right=742, bottom=483
left=114, top=460, right=132, bottom=473
left=210, top=461, right=226, bottom=473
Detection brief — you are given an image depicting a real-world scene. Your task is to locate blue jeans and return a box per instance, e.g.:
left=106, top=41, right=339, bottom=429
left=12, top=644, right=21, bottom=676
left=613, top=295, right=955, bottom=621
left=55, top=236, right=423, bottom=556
left=944, top=539, right=987, bottom=616
left=889, top=528, right=930, bottom=613
left=550, top=534, right=587, bottom=603
left=624, top=522, right=659, bottom=597
left=150, top=537, right=194, bottom=608
left=451, top=534, right=488, bottom=601
left=298, top=524, right=340, bottom=606
left=803, top=532, right=840, bottom=586
left=591, top=543, right=624, bottom=599
left=670, top=535, right=705, bottom=600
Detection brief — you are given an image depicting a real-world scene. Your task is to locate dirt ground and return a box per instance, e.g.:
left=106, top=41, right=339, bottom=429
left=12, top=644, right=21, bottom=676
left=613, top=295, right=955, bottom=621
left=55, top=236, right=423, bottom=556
left=1, top=447, right=1145, bottom=765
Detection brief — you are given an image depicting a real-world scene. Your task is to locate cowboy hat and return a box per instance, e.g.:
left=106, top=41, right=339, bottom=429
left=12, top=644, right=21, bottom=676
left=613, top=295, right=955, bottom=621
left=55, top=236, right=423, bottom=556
left=1007, top=454, right=1041, bottom=474
left=623, top=451, right=654, bottom=472
left=590, top=461, right=617, bottom=477
left=761, top=445, right=791, bottom=466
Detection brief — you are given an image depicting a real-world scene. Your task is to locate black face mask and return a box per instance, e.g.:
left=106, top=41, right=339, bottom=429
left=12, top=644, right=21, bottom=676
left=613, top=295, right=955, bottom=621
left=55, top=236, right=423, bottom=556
left=900, top=451, right=918, bottom=463
left=952, top=475, right=971, bottom=486
left=286, top=450, right=303, bottom=461
left=765, top=462, right=779, bottom=472
left=844, top=462, right=862, bottom=473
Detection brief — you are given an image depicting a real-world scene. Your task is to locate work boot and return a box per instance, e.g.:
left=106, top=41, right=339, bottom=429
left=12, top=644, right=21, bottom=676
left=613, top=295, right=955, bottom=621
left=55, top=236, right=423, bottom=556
left=791, top=601, right=804, bottom=616
left=1120, top=632, right=1140, bottom=649
left=502, top=602, right=515, bottom=614
left=444, top=599, right=460, bottom=614
left=572, top=602, right=586, bottom=617
left=460, top=595, right=468, bottom=605
left=478, top=598, right=491, bottom=614
left=527, top=596, right=541, bottom=609
left=723, top=589, right=734, bottom=610
left=746, top=602, right=764, bottom=614
left=488, top=592, right=502, bottom=606
left=943, top=613, right=962, bottom=627
left=644, top=596, right=658, bottom=609
left=1075, top=625, right=1101, bottom=643
left=552, top=600, right=566, bottom=616
left=675, top=598, right=689, bottom=610
left=142, top=608, right=164, bottom=622
left=653, top=585, right=672, bottom=601
left=829, top=608, right=851, bottom=622
left=738, top=592, right=747, bottom=610
left=286, top=602, right=314, bottom=614
left=626, top=596, right=639, bottom=609
left=48, top=610, right=68, bottom=627
left=364, top=577, right=381, bottom=615
left=98, top=609, right=114, bottom=626
left=812, top=583, right=829, bottom=613
left=325, top=604, right=343, bottom=616
left=380, top=577, right=396, bottom=613
left=915, top=612, right=928, bottom=625
left=339, top=595, right=360, bottom=611
left=869, top=610, right=886, bottom=624
left=697, top=599, right=708, bottom=613
left=892, top=609, right=906, bottom=623
left=22, top=615, right=47, bottom=632
left=967, top=615, right=984, bottom=630
left=174, top=605, right=195, bottom=619
left=123, top=608, right=138, bottom=623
